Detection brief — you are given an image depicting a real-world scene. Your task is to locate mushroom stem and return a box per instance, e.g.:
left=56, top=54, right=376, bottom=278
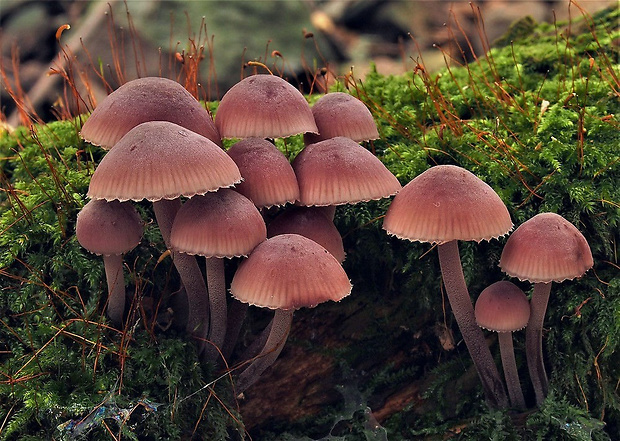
left=239, top=315, right=273, bottom=363
left=497, top=331, right=526, bottom=409
left=222, top=299, right=249, bottom=360
left=102, top=253, right=126, bottom=326
left=152, top=198, right=180, bottom=245
left=526, top=281, right=552, bottom=406
left=437, top=240, right=509, bottom=409
left=153, top=199, right=210, bottom=348
left=235, top=309, right=293, bottom=394
left=205, top=257, right=227, bottom=361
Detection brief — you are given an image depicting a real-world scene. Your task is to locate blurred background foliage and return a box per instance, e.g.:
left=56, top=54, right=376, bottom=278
left=1, top=0, right=616, bottom=124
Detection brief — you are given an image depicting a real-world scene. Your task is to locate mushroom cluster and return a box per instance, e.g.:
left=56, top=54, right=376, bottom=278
left=383, top=165, right=593, bottom=410
left=77, top=74, right=399, bottom=394
left=77, top=75, right=592, bottom=407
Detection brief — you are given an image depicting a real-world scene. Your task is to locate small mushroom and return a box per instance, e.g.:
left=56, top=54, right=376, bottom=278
left=383, top=164, right=513, bottom=409
left=76, top=199, right=143, bottom=326
left=303, top=91, right=379, bottom=145
left=230, top=234, right=351, bottom=394
left=475, top=281, right=530, bottom=409
left=267, top=206, right=346, bottom=263
left=499, top=212, right=593, bottom=406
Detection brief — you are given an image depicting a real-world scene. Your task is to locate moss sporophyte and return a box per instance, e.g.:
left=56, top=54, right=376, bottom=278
left=0, top=4, right=618, bottom=440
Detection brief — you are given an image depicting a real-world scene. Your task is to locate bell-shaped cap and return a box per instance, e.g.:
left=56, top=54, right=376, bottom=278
left=293, top=136, right=401, bottom=206
left=383, top=164, right=512, bottom=244
left=215, top=74, right=318, bottom=139
left=499, top=212, right=593, bottom=283
left=170, top=189, right=266, bottom=258
left=475, top=281, right=530, bottom=333
left=267, top=206, right=346, bottom=263
left=230, top=234, right=352, bottom=310
left=76, top=199, right=143, bottom=255
left=87, top=121, right=241, bottom=202
left=227, top=138, right=299, bottom=208
left=303, top=92, right=379, bottom=145
left=80, top=77, right=221, bottom=149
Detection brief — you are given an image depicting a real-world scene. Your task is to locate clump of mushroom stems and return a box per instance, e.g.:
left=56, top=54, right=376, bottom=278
left=153, top=199, right=210, bottom=344
left=438, top=241, right=509, bottom=409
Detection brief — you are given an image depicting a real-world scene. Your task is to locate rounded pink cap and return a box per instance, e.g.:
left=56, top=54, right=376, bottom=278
left=170, top=189, right=266, bottom=258
left=267, top=206, right=345, bottom=263
left=87, top=121, right=241, bottom=202
left=475, top=281, right=530, bottom=332
left=76, top=199, right=143, bottom=255
left=383, top=165, right=512, bottom=244
left=304, top=92, right=379, bottom=144
left=230, top=234, right=352, bottom=310
left=499, top=212, right=593, bottom=283
left=215, top=75, right=318, bottom=139
left=226, top=138, right=299, bottom=208
left=293, top=136, right=401, bottom=206
left=80, top=77, right=221, bottom=149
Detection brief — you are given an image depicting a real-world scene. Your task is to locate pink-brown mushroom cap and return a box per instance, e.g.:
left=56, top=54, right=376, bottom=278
left=215, top=75, right=318, bottom=139
left=293, top=136, right=401, bottom=206
left=87, top=121, right=241, bottom=202
left=475, top=281, right=531, bottom=333
left=76, top=199, right=143, bottom=255
left=499, top=212, right=593, bottom=283
left=170, top=189, right=267, bottom=258
left=267, top=206, right=346, bottom=263
left=304, top=92, right=379, bottom=144
left=80, top=77, right=221, bottom=149
left=230, top=234, right=352, bottom=310
left=383, top=164, right=513, bottom=244
left=227, top=138, right=300, bottom=208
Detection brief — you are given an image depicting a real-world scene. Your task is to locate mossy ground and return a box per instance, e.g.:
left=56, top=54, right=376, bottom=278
left=0, top=5, right=618, bottom=441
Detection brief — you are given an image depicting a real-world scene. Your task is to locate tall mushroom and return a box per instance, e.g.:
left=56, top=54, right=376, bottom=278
left=170, top=189, right=267, bottom=361
left=75, top=199, right=143, bottom=326
left=499, top=212, right=593, bottom=405
left=475, top=281, right=530, bottom=409
left=230, top=234, right=352, bottom=394
left=383, top=164, right=512, bottom=409
left=87, top=121, right=241, bottom=344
